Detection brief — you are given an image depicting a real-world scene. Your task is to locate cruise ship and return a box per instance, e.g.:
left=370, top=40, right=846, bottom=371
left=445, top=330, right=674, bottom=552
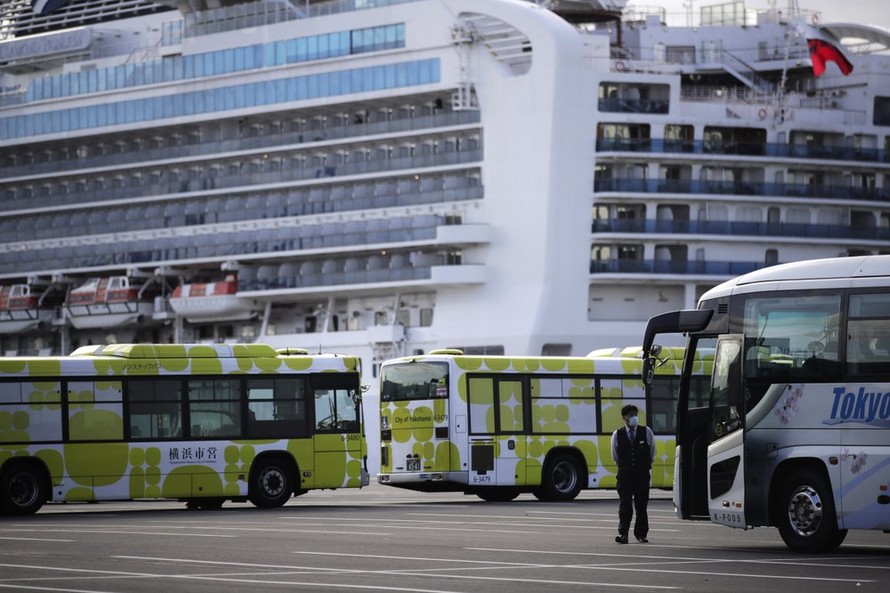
left=2, top=1, right=889, bottom=370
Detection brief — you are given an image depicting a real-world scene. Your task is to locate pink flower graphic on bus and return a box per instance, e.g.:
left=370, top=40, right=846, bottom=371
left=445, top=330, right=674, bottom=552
left=774, top=384, right=804, bottom=425
left=841, top=449, right=868, bottom=474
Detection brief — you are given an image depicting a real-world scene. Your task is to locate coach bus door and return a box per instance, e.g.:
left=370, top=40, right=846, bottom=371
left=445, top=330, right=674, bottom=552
left=706, top=334, right=748, bottom=529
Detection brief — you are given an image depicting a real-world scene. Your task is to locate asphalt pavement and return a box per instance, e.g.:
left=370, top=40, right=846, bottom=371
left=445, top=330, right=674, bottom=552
left=0, top=484, right=886, bottom=593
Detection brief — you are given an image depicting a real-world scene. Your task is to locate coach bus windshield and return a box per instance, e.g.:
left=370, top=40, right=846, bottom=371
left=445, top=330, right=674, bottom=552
left=380, top=361, right=449, bottom=402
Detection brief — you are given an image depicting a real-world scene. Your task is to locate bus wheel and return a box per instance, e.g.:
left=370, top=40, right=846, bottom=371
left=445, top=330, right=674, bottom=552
left=249, top=458, right=294, bottom=508
left=535, top=453, right=583, bottom=502
left=476, top=488, right=519, bottom=502
left=776, top=468, right=847, bottom=552
left=0, top=462, right=47, bottom=516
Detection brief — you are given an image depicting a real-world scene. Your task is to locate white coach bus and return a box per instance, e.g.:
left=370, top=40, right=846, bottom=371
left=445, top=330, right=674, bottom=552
left=641, top=255, right=890, bottom=552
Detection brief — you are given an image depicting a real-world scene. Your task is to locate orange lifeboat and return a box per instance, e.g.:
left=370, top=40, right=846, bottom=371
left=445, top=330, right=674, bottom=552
left=0, top=284, right=55, bottom=333
left=65, top=276, right=155, bottom=329
left=168, top=274, right=256, bottom=322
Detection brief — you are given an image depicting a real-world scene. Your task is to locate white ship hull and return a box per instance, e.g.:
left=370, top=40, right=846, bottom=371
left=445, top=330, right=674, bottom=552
left=0, top=0, right=887, bottom=379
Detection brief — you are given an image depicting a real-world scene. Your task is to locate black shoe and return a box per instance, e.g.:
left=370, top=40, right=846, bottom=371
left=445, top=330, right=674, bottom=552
left=636, top=537, right=648, bottom=543
left=615, top=535, right=628, bottom=544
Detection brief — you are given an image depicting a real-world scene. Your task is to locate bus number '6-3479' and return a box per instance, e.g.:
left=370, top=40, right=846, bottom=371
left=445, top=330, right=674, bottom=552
left=472, top=475, right=492, bottom=484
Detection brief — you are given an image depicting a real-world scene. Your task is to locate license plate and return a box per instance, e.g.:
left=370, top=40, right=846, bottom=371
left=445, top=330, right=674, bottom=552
left=407, top=458, right=421, bottom=471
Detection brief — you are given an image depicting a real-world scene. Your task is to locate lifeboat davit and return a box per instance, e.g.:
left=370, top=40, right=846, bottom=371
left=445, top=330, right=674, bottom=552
left=168, top=275, right=256, bottom=322
left=0, top=284, right=55, bottom=333
left=65, top=276, right=155, bottom=329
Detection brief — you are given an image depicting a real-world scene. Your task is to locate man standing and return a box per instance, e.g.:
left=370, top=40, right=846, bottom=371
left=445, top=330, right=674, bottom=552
left=610, top=404, right=656, bottom=544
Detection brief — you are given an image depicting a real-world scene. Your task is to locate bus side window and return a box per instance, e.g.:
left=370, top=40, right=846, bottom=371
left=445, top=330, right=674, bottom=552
left=312, top=374, right=360, bottom=433
left=127, top=378, right=183, bottom=440
left=246, top=378, right=307, bottom=439
left=846, top=293, right=890, bottom=375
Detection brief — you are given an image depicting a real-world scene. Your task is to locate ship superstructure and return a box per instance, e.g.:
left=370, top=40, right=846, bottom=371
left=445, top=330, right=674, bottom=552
left=1, top=0, right=889, bottom=368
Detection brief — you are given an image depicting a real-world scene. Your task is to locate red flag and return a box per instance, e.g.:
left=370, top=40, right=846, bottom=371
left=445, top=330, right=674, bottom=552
left=801, top=24, right=854, bottom=77
left=807, top=38, right=854, bottom=76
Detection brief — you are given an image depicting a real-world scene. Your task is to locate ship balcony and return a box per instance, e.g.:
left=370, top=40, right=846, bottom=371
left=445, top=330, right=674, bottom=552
left=594, top=178, right=890, bottom=203
left=595, top=138, right=888, bottom=163
left=590, top=259, right=765, bottom=276
left=4, top=150, right=484, bottom=212
left=592, top=219, right=890, bottom=242
left=240, top=263, right=485, bottom=296
left=1, top=110, right=482, bottom=183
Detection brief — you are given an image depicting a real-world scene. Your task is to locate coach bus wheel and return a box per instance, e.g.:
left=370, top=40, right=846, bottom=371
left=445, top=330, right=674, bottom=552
left=476, top=488, right=519, bottom=502
left=0, top=462, right=47, bottom=516
left=249, top=458, right=294, bottom=508
left=776, top=467, right=846, bottom=552
left=535, top=453, right=583, bottom=502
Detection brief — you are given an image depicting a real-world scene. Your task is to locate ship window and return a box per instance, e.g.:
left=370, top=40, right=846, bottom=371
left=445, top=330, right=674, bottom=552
left=873, top=97, right=890, bottom=126
left=598, top=83, right=668, bottom=114
left=666, top=45, right=695, bottom=64
left=541, top=343, right=571, bottom=356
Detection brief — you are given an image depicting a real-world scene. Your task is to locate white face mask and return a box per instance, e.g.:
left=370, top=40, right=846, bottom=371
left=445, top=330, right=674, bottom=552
left=627, top=415, right=638, bottom=428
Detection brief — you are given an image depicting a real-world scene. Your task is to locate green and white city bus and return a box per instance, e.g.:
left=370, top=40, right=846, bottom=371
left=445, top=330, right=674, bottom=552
left=378, top=347, right=710, bottom=501
left=0, top=343, right=367, bottom=515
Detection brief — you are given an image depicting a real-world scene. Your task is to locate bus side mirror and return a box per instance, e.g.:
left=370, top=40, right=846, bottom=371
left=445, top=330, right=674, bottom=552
left=642, top=344, right=662, bottom=386
left=643, top=357, right=654, bottom=386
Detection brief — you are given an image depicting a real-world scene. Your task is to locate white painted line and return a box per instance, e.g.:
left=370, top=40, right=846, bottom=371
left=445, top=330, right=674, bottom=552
left=291, top=551, right=677, bottom=590
left=112, top=555, right=359, bottom=573
left=465, top=548, right=877, bottom=583
left=0, top=585, right=120, bottom=593
left=22, top=529, right=235, bottom=538
left=294, top=550, right=546, bottom=567
left=0, top=536, right=75, bottom=542
left=376, top=570, right=678, bottom=590
left=401, top=512, right=680, bottom=527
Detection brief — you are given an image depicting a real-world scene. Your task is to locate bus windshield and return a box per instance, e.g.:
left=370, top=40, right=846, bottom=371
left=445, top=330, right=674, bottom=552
left=380, top=361, right=449, bottom=401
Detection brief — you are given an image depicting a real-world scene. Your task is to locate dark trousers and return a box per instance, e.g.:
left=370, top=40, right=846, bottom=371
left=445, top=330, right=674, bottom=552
left=617, top=471, right=650, bottom=539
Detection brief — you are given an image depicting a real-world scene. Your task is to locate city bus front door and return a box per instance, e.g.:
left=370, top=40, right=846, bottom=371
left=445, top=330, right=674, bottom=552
left=706, top=334, right=749, bottom=529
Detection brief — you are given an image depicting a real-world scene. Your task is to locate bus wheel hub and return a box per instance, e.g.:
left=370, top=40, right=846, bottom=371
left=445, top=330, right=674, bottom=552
left=787, top=485, right=823, bottom=536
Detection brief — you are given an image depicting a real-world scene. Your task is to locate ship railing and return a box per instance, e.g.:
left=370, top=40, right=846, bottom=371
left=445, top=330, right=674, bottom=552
left=1, top=149, right=484, bottom=214
left=595, top=138, right=882, bottom=162
left=591, top=219, right=890, bottom=242
left=590, top=259, right=767, bottom=276
left=0, top=110, right=481, bottom=181
left=183, top=0, right=421, bottom=38
left=720, top=50, right=771, bottom=91
left=0, top=206, right=486, bottom=276
left=593, top=177, right=890, bottom=202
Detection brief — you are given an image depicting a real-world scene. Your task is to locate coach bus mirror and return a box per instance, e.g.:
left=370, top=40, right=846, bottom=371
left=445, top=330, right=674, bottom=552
left=642, top=309, right=713, bottom=353
left=643, top=357, right=655, bottom=386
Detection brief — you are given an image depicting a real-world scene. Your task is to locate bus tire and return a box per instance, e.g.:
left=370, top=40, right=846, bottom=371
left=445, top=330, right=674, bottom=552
left=475, top=487, right=519, bottom=502
left=0, top=461, right=47, bottom=516
left=248, top=457, right=294, bottom=509
left=535, top=452, right=584, bottom=502
left=776, top=467, right=847, bottom=552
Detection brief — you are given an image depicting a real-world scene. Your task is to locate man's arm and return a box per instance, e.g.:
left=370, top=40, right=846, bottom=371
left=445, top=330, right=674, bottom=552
left=647, top=426, right=656, bottom=462
left=610, top=430, right=619, bottom=464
